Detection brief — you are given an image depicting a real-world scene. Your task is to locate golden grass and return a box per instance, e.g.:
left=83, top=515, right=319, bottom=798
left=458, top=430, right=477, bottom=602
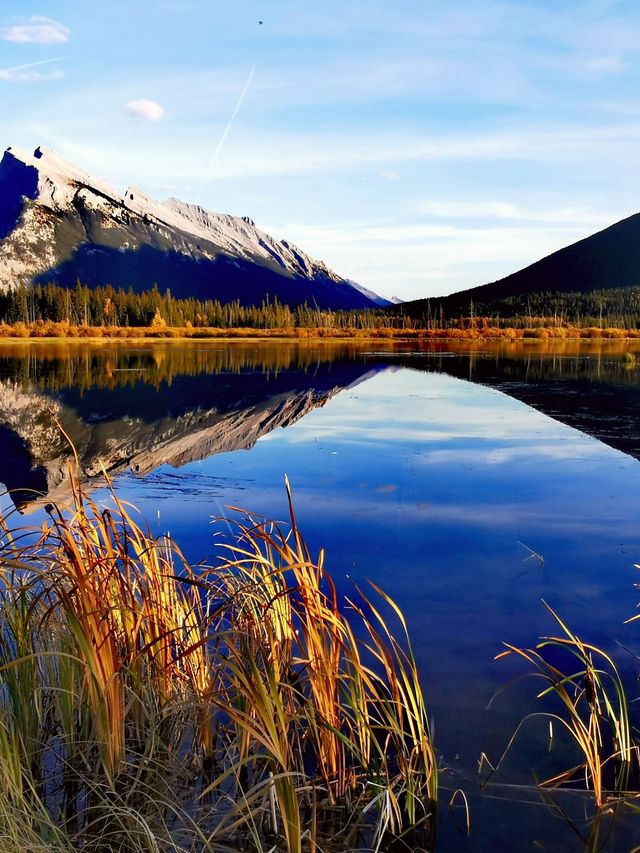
left=0, top=469, right=437, bottom=851
left=1, top=319, right=640, bottom=341
left=493, top=602, right=637, bottom=809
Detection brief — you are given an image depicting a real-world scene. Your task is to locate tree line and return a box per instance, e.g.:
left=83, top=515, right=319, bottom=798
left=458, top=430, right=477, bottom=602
left=0, top=282, right=394, bottom=330
left=394, top=287, right=640, bottom=329
left=2, top=281, right=640, bottom=330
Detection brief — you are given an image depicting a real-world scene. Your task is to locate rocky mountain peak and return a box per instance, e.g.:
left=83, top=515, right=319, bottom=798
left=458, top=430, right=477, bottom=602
left=0, top=144, right=391, bottom=308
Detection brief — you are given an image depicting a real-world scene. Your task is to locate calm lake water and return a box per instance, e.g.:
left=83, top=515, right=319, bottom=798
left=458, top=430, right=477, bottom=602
left=2, top=338, right=640, bottom=851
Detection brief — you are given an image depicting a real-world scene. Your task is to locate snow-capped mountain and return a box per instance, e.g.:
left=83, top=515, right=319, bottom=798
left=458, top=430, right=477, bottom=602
left=0, top=145, right=390, bottom=309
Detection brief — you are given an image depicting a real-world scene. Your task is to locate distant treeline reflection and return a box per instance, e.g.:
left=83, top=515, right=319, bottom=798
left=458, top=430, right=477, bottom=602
left=409, top=348, right=640, bottom=385
left=1, top=339, right=640, bottom=394
left=0, top=342, right=371, bottom=392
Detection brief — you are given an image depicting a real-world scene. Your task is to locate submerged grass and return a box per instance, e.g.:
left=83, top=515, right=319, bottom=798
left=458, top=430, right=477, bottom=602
left=0, top=469, right=436, bottom=852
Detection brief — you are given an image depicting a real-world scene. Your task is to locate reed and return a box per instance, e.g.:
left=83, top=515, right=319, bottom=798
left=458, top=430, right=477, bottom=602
left=495, top=602, right=636, bottom=809
left=0, top=468, right=436, bottom=851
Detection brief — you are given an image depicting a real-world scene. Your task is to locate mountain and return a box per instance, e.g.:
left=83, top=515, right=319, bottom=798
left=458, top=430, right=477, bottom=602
left=0, top=145, right=389, bottom=309
left=394, top=211, right=640, bottom=317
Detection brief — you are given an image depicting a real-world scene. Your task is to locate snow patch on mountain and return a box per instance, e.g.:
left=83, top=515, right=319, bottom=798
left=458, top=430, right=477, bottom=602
left=6, top=145, right=121, bottom=210
left=0, top=204, right=57, bottom=283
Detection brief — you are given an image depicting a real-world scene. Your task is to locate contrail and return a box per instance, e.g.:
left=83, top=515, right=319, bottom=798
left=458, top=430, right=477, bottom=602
left=0, top=56, right=67, bottom=77
left=205, top=66, right=256, bottom=176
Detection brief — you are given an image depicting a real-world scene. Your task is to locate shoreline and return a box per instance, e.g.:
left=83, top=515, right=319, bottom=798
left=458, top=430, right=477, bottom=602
left=0, top=324, right=640, bottom=343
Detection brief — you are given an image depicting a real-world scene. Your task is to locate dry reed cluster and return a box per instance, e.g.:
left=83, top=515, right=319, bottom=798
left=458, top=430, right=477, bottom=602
left=491, top=603, right=637, bottom=811
left=0, top=471, right=436, bottom=852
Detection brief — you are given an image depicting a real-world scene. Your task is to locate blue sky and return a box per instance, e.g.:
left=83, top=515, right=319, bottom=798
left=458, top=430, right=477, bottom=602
left=2, top=1, right=640, bottom=300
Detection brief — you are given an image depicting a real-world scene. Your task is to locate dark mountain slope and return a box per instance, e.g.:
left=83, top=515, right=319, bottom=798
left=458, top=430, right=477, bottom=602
left=395, top=211, right=640, bottom=317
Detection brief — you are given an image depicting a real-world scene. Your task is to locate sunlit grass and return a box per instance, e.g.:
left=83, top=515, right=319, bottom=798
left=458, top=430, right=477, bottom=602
left=0, top=468, right=436, bottom=851
left=492, top=602, right=637, bottom=810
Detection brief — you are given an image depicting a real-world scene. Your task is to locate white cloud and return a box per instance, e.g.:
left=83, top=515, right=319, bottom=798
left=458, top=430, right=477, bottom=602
left=143, top=121, right=640, bottom=180
left=418, top=200, right=613, bottom=227
left=1, top=16, right=69, bottom=44
left=0, top=68, right=63, bottom=82
left=264, top=216, right=619, bottom=299
left=420, top=200, right=524, bottom=220
left=125, top=99, right=165, bottom=121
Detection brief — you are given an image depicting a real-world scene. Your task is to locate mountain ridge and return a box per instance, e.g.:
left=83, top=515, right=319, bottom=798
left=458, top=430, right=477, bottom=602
left=0, top=145, right=389, bottom=310
left=394, top=209, right=640, bottom=317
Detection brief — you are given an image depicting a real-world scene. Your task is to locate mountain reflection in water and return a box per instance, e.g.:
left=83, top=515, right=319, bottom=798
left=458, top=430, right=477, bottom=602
left=0, top=342, right=383, bottom=510
left=0, top=338, right=639, bottom=511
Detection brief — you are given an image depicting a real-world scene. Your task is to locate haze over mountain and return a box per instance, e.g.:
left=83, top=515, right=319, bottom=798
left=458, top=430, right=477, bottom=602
left=396, top=211, right=640, bottom=317
left=0, top=145, right=389, bottom=310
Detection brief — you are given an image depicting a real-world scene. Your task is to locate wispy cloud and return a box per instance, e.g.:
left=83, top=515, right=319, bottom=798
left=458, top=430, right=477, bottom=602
left=418, top=200, right=613, bottom=227
left=583, top=55, right=624, bottom=74
left=0, top=57, right=66, bottom=83
left=268, top=217, right=616, bottom=296
left=147, top=121, right=640, bottom=180
left=125, top=99, right=165, bottom=121
left=1, top=16, right=69, bottom=44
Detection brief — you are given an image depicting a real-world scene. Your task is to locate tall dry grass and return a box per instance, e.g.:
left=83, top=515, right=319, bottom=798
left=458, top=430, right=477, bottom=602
left=0, top=469, right=437, bottom=851
left=2, top=319, right=640, bottom=341
left=491, top=602, right=637, bottom=810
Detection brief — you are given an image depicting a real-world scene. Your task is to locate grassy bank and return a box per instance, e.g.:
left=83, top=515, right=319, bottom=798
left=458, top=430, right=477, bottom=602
left=2, top=320, right=640, bottom=341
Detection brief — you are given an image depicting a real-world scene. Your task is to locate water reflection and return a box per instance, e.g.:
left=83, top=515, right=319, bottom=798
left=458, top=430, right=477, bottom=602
left=0, top=339, right=640, bottom=511
left=388, top=346, right=640, bottom=460
left=0, top=342, right=382, bottom=510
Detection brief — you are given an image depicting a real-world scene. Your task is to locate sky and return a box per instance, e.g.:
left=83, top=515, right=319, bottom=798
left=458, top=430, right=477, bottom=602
left=2, top=1, right=640, bottom=301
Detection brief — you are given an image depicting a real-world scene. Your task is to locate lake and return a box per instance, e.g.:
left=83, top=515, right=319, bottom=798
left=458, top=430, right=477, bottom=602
left=2, top=337, right=640, bottom=851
